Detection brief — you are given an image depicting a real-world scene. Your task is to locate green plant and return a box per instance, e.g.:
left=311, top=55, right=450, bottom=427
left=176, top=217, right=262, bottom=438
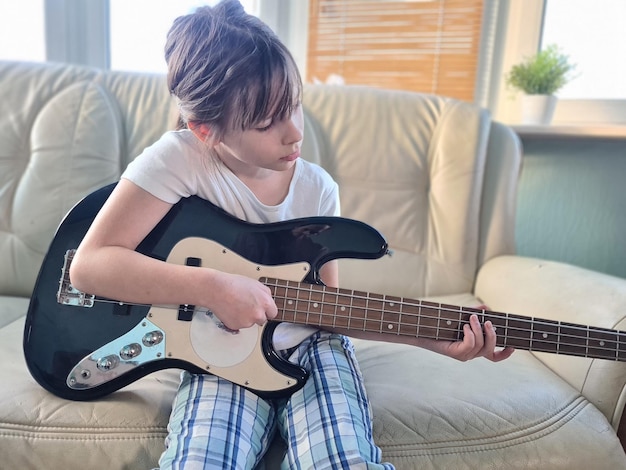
left=506, top=44, right=576, bottom=95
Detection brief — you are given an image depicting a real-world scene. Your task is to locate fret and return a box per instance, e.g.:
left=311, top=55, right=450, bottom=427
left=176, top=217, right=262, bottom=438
left=394, top=298, right=406, bottom=336
left=331, top=289, right=338, bottom=329
left=358, top=291, right=372, bottom=332
left=322, top=288, right=338, bottom=328
left=429, top=303, right=463, bottom=342
left=434, top=304, right=441, bottom=340
left=415, top=301, right=441, bottom=340
left=457, top=307, right=463, bottom=341
left=382, top=296, right=401, bottom=335
left=618, top=335, right=626, bottom=361
left=397, top=298, right=418, bottom=337
left=501, top=314, right=532, bottom=349
left=504, top=315, right=509, bottom=348
left=558, top=322, right=590, bottom=357
left=339, top=292, right=351, bottom=328
left=529, top=319, right=560, bottom=354
left=280, top=281, right=289, bottom=322
left=481, top=310, right=507, bottom=347
left=286, top=280, right=300, bottom=323
left=365, top=292, right=385, bottom=333
left=380, top=299, right=400, bottom=335
left=348, top=291, right=371, bottom=332
left=333, top=291, right=351, bottom=329
left=272, top=279, right=289, bottom=322
left=416, top=301, right=421, bottom=339
left=587, top=327, right=620, bottom=360
left=308, top=283, right=325, bottom=327
left=349, top=290, right=368, bottom=330
left=305, top=282, right=311, bottom=326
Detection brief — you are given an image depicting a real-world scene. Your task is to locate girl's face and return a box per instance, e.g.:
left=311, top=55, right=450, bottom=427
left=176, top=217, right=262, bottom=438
left=215, top=103, right=304, bottom=176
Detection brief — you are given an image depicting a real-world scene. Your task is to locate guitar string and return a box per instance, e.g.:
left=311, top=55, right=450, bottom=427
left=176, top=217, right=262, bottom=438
left=269, top=302, right=623, bottom=354
left=75, top=289, right=626, bottom=347
left=262, top=279, right=626, bottom=349
left=66, top=284, right=626, bottom=355
left=263, top=278, right=624, bottom=336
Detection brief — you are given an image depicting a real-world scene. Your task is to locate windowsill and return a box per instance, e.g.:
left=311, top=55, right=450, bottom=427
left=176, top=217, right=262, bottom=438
left=512, top=124, right=626, bottom=140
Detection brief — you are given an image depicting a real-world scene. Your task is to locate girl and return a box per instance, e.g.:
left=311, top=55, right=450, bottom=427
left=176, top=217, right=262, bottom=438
left=70, top=1, right=512, bottom=468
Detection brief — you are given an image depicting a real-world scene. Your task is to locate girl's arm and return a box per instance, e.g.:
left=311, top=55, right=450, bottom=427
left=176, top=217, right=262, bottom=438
left=69, top=178, right=278, bottom=330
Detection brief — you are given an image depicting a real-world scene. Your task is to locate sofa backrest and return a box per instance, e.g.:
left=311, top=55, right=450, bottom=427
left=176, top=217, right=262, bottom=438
left=0, top=60, right=520, bottom=299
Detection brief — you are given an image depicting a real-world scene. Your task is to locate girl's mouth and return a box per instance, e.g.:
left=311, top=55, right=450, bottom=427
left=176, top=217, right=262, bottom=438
left=282, top=150, right=300, bottom=162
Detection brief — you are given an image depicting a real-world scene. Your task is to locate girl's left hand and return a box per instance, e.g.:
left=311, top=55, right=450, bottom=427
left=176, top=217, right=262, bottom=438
left=439, top=314, right=515, bottom=362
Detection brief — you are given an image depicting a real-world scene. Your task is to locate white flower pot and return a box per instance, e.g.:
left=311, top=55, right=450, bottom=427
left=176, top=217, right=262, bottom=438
left=520, top=94, right=558, bottom=125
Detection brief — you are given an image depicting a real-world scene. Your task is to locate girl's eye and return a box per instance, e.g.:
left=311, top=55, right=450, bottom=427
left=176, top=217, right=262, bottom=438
left=256, top=120, right=273, bottom=132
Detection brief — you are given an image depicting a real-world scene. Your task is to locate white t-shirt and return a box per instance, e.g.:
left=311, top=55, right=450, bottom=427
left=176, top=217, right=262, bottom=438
left=123, top=129, right=340, bottom=349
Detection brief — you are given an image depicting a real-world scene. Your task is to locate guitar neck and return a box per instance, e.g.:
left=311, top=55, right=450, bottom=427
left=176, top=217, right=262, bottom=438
left=262, top=277, right=626, bottom=362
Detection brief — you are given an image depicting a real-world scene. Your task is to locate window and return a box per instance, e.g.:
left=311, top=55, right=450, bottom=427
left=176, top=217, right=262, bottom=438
left=494, top=0, right=626, bottom=125
left=542, top=0, right=626, bottom=100
left=0, top=0, right=45, bottom=62
left=109, top=0, right=260, bottom=73
left=306, top=0, right=485, bottom=102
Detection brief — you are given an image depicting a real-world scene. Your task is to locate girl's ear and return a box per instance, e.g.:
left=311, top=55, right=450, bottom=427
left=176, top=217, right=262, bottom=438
left=188, top=122, right=219, bottom=146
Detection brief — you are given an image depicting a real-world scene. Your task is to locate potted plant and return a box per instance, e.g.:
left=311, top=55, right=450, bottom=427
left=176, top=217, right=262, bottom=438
left=505, top=44, right=576, bottom=125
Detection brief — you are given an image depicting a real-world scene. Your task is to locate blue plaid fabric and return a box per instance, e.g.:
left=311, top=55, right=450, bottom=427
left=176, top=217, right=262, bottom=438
left=158, top=332, right=394, bottom=469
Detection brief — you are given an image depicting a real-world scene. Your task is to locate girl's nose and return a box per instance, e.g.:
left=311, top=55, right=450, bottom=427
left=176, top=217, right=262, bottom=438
left=283, top=114, right=303, bottom=145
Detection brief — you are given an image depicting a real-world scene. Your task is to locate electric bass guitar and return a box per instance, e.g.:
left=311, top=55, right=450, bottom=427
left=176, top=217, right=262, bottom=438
left=23, top=183, right=626, bottom=401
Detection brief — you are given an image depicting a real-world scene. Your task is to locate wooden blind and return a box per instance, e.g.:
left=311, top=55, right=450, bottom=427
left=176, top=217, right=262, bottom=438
left=306, top=0, right=484, bottom=102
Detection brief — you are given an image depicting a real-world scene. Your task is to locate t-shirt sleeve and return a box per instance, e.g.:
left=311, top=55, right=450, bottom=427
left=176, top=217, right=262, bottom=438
left=122, top=131, right=199, bottom=204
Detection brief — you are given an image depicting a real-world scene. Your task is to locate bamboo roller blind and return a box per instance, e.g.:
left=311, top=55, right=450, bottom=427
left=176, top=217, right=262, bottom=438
left=306, top=0, right=484, bottom=102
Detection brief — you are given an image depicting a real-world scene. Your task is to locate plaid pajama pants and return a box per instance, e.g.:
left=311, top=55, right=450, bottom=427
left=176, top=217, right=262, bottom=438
left=158, top=331, right=394, bottom=470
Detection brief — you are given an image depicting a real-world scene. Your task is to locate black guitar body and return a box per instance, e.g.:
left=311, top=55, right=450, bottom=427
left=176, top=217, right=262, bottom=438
left=23, top=183, right=388, bottom=401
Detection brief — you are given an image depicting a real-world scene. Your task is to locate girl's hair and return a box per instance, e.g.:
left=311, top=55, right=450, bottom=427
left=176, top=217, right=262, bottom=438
left=165, top=0, right=302, bottom=138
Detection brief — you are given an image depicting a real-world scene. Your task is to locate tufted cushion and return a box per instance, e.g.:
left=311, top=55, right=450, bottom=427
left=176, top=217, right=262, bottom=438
left=0, top=63, right=121, bottom=297
left=302, top=86, right=490, bottom=298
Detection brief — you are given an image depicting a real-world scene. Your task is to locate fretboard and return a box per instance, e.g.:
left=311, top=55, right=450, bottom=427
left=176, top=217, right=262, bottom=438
left=261, top=277, right=626, bottom=362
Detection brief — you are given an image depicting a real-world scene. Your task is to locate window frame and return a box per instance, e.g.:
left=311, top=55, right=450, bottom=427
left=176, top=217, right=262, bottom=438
left=492, top=0, right=626, bottom=126
left=40, top=0, right=626, bottom=127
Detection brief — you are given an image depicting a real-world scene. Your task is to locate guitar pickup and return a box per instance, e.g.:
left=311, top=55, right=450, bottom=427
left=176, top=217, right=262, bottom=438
left=178, top=257, right=202, bottom=321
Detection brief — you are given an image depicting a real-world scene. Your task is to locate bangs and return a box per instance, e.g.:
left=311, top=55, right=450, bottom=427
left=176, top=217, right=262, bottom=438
left=228, top=49, right=302, bottom=131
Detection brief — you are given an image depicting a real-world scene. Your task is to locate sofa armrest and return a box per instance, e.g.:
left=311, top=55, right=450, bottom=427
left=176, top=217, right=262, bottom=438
left=475, top=255, right=626, bottom=429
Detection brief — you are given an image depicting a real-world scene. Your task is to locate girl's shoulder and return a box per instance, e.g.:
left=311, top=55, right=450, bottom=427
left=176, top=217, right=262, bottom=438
left=123, top=129, right=205, bottom=203
left=148, top=129, right=202, bottom=155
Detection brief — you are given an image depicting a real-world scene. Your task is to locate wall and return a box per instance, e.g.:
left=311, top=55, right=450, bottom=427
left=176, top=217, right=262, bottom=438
left=515, top=131, right=626, bottom=279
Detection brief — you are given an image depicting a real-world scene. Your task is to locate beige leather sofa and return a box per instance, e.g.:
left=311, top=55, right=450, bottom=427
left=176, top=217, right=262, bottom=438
left=2, top=60, right=626, bottom=469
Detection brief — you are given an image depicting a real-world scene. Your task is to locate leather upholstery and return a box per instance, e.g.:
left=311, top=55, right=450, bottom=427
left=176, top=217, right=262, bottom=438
left=1, top=60, right=626, bottom=469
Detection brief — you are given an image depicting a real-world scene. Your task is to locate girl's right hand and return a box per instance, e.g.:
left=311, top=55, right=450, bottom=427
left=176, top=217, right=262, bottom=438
left=206, top=272, right=278, bottom=331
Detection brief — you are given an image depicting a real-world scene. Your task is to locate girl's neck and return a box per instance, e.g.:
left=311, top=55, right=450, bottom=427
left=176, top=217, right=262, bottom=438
left=211, top=147, right=296, bottom=206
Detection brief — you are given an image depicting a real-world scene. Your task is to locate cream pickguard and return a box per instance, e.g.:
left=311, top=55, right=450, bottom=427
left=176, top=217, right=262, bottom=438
left=67, top=237, right=312, bottom=395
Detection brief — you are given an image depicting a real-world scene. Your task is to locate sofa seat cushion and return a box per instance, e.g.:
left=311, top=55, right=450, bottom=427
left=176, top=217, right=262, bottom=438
left=1, top=293, right=625, bottom=470
left=0, top=315, right=179, bottom=469
left=355, top=339, right=625, bottom=469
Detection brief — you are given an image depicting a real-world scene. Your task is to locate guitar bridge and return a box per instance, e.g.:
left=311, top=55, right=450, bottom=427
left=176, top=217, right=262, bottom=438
left=57, top=249, right=95, bottom=307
